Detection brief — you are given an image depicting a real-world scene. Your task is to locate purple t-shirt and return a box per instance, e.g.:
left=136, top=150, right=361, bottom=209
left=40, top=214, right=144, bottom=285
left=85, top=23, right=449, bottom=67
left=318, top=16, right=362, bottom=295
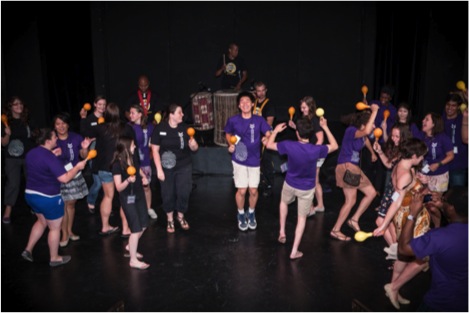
left=56, top=132, right=83, bottom=167
left=415, top=132, right=453, bottom=175
left=443, top=114, right=468, bottom=171
left=337, top=126, right=365, bottom=165
left=224, top=114, right=271, bottom=167
left=410, top=223, right=468, bottom=312
left=129, top=123, right=155, bottom=167
left=277, top=141, right=328, bottom=190
left=25, top=146, right=67, bottom=195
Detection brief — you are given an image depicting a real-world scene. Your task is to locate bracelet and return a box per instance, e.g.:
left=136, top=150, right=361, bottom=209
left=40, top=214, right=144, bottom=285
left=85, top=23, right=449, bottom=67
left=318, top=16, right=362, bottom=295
left=438, top=161, right=443, bottom=167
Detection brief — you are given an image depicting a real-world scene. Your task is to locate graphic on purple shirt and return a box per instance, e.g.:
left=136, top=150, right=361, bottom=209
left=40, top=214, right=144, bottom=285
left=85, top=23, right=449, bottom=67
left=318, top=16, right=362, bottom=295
left=277, top=141, right=328, bottom=190
left=337, top=126, right=365, bottom=165
left=415, top=131, right=453, bottom=175
left=410, top=223, right=468, bottom=312
left=25, top=146, right=67, bottom=195
left=56, top=132, right=83, bottom=167
left=443, top=114, right=468, bottom=171
left=224, top=114, right=271, bottom=167
left=130, top=123, right=154, bottom=167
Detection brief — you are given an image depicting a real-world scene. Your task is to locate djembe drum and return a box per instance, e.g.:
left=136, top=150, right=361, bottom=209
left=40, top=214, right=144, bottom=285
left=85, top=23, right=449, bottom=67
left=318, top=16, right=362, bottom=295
left=191, top=92, right=214, bottom=131
left=213, top=90, right=240, bottom=146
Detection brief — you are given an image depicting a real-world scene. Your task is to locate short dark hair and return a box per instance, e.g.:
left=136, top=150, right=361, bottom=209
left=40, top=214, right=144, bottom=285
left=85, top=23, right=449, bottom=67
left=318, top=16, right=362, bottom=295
left=237, top=91, right=255, bottom=104
left=399, top=138, right=428, bottom=159
left=381, top=85, right=394, bottom=98
left=296, top=117, right=314, bottom=140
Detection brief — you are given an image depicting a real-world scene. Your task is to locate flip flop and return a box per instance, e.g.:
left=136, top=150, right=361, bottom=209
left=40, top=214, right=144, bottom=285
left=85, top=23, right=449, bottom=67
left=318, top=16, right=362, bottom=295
left=98, top=226, right=120, bottom=236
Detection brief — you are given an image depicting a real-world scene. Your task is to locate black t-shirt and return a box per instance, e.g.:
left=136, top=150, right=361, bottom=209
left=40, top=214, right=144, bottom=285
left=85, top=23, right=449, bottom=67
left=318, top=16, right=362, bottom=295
left=90, top=122, right=135, bottom=173
left=111, top=153, right=144, bottom=200
left=80, top=113, right=100, bottom=138
left=150, top=121, right=193, bottom=170
left=1, top=118, right=35, bottom=159
left=253, top=98, right=275, bottom=120
left=309, top=117, right=322, bottom=144
left=216, top=56, right=247, bottom=90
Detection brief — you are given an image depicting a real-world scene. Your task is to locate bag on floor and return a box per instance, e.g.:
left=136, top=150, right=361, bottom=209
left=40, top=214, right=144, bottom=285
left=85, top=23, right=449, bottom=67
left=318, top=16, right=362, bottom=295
left=343, top=169, right=361, bottom=187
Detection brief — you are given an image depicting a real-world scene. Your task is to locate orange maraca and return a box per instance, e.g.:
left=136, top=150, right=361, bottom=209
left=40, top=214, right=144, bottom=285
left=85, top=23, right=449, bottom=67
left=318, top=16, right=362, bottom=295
left=383, top=109, right=390, bottom=122
left=83, top=103, right=92, bottom=111
left=356, top=102, right=370, bottom=110
left=1, top=114, right=9, bottom=128
left=361, top=85, right=368, bottom=98
left=127, top=166, right=136, bottom=176
left=86, top=149, right=97, bottom=160
left=288, top=107, right=295, bottom=120
left=456, top=80, right=467, bottom=92
left=373, top=127, right=383, bottom=142
left=98, top=117, right=105, bottom=124
left=187, top=127, right=195, bottom=140
left=230, top=135, right=238, bottom=145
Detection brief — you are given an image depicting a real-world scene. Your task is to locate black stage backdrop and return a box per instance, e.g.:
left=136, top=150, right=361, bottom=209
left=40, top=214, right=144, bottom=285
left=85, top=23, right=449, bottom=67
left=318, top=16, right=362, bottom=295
left=2, top=1, right=467, bottom=132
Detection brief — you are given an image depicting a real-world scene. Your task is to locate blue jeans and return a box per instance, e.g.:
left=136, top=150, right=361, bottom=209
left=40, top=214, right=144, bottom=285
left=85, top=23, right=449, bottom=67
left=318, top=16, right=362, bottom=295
left=87, top=174, right=102, bottom=206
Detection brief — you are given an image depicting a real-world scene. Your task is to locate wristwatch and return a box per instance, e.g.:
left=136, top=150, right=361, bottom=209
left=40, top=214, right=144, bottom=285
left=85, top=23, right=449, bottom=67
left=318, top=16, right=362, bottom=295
left=407, top=215, right=415, bottom=221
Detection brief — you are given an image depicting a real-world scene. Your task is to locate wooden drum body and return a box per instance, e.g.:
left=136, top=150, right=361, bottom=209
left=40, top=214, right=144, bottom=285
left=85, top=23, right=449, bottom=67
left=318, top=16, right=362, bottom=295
left=191, top=92, right=214, bottom=131
left=213, top=90, right=240, bottom=146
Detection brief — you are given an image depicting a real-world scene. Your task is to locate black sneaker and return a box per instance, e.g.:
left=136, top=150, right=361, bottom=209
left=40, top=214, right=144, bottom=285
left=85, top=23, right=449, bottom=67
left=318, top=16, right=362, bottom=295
left=21, top=250, right=34, bottom=262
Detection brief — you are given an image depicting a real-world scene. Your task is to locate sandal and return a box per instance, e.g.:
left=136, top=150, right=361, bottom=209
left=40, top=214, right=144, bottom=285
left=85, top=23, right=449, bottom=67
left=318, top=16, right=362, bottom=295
left=346, top=218, right=360, bottom=232
left=330, top=230, right=351, bottom=241
left=177, top=216, right=190, bottom=230
left=167, top=220, right=175, bottom=233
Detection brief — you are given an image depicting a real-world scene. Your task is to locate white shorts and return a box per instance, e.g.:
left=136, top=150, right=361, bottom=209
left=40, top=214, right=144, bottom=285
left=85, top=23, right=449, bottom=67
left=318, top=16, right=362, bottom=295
left=232, top=161, right=260, bottom=188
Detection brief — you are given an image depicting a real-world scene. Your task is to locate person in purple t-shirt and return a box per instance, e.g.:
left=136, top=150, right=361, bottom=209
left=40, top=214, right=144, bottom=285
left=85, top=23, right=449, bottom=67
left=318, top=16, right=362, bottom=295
left=54, top=112, right=93, bottom=248
left=442, top=93, right=468, bottom=187
left=416, top=113, right=454, bottom=227
left=398, top=187, right=468, bottom=312
left=266, top=117, right=338, bottom=259
left=21, top=128, right=87, bottom=267
left=129, top=104, right=157, bottom=221
left=224, top=91, right=272, bottom=231
left=331, top=103, right=379, bottom=241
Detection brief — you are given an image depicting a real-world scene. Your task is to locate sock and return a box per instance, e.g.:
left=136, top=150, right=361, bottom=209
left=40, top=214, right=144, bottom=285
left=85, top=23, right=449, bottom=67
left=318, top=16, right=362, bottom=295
left=238, top=209, right=245, bottom=214
left=248, top=208, right=255, bottom=213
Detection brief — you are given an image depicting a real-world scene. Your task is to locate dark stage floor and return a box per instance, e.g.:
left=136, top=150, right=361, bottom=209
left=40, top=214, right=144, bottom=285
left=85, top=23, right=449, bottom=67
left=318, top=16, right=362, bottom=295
left=1, top=173, right=431, bottom=312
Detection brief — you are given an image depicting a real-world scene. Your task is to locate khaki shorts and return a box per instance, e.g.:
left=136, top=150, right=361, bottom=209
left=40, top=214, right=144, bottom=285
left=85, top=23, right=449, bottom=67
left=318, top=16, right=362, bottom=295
left=281, top=181, right=315, bottom=217
left=232, top=161, right=260, bottom=188
left=422, top=171, right=449, bottom=193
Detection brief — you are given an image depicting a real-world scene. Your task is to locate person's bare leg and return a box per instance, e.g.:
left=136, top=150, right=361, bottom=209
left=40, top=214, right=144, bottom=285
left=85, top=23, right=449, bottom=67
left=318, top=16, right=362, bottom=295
left=100, top=182, right=114, bottom=232
left=24, top=213, right=48, bottom=253
left=290, top=215, right=307, bottom=259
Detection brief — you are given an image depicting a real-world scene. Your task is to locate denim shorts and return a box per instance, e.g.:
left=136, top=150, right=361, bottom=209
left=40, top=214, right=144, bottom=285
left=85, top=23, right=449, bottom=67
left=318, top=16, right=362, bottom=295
left=98, top=170, right=113, bottom=183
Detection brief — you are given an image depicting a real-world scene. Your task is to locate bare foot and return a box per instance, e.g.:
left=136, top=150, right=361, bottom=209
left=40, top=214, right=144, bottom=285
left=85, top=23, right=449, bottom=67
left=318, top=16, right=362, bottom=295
left=129, top=260, right=150, bottom=270
left=125, top=245, right=143, bottom=259
left=278, top=234, right=286, bottom=244
left=290, top=251, right=303, bottom=260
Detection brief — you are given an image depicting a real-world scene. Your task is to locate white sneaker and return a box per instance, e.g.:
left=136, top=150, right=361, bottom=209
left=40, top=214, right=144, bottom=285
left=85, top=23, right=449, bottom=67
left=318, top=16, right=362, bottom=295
left=148, top=208, right=158, bottom=220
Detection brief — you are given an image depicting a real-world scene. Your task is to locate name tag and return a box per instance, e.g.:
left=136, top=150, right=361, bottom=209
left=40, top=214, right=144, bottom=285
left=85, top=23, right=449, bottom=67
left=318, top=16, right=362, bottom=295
left=234, top=135, right=241, bottom=145
left=391, top=191, right=400, bottom=202
left=127, top=195, right=136, bottom=204
left=64, top=162, right=73, bottom=171
left=160, top=132, right=167, bottom=136
left=91, top=122, right=97, bottom=126
left=453, top=146, right=458, bottom=154
left=421, top=164, right=430, bottom=174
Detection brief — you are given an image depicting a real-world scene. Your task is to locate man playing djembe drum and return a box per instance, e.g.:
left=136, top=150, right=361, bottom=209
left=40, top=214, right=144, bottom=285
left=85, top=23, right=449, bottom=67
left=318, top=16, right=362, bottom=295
left=215, top=43, right=248, bottom=91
